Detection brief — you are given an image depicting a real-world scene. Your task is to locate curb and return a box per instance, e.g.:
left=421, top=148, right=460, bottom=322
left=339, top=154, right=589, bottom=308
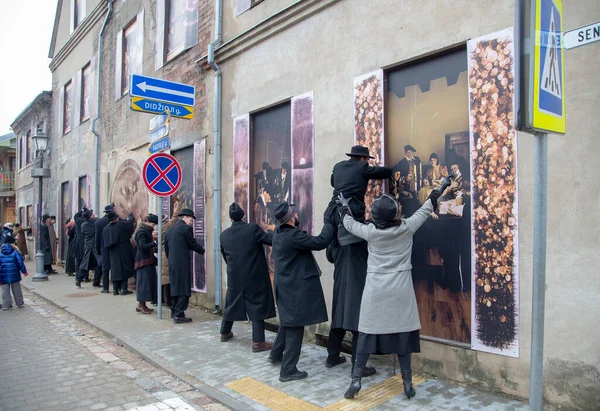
left=22, top=283, right=250, bottom=411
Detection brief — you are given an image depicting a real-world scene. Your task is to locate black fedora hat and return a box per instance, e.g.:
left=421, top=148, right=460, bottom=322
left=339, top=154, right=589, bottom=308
left=404, top=145, right=417, bottom=152
left=274, top=202, right=297, bottom=225
left=346, top=145, right=375, bottom=159
left=178, top=208, right=196, bottom=219
left=104, top=203, right=115, bottom=213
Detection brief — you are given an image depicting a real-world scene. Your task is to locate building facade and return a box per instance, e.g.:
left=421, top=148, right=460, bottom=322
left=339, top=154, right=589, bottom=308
left=31, top=0, right=600, bottom=408
left=0, top=132, right=17, bottom=225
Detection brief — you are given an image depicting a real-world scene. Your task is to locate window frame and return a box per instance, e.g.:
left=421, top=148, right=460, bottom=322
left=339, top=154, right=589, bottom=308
left=121, top=19, right=137, bottom=96
left=165, top=0, right=187, bottom=61
left=80, top=62, right=92, bottom=121
left=26, top=130, right=31, bottom=164
left=63, top=80, right=73, bottom=135
left=73, top=0, right=86, bottom=31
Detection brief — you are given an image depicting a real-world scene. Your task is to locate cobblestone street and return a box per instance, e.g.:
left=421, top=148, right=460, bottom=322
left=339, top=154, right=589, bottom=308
left=0, top=289, right=229, bottom=411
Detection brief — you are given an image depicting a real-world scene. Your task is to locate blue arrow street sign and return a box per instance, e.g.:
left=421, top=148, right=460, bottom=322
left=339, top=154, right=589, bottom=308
left=148, top=137, right=170, bottom=155
left=150, top=125, right=168, bottom=143
left=130, top=74, right=195, bottom=107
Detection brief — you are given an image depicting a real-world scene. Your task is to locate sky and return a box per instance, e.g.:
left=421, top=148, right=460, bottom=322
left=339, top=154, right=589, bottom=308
left=0, top=1, right=57, bottom=136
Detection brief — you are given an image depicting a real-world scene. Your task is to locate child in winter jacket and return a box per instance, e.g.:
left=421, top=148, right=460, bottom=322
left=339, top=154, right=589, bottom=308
left=0, top=236, right=28, bottom=310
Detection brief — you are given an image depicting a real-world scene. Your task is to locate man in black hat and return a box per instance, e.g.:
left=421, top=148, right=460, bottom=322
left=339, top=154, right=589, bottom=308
left=164, top=208, right=205, bottom=323
left=324, top=145, right=391, bottom=373
left=392, top=145, right=422, bottom=217
left=40, top=214, right=54, bottom=274
left=219, top=203, right=276, bottom=351
left=268, top=202, right=334, bottom=382
left=95, top=204, right=114, bottom=293
left=102, top=209, right=135, bottom=295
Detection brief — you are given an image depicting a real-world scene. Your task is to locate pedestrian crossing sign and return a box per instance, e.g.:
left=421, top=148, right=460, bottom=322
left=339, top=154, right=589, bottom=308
left=531, top=0, right=566, bottom=133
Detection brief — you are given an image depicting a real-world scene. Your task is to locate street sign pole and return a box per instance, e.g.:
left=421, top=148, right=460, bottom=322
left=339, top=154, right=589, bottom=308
left=157, top=195, right=163, bottom=320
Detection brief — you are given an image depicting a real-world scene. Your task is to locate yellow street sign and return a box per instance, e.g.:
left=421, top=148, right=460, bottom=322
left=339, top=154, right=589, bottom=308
left=130, top=97, right=193, bottom=119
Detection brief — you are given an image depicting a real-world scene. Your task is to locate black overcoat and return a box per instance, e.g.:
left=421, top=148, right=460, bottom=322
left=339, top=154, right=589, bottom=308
left=65, top=225, right=76, bottom=274
left=164, top=219, right=204, bottom=297
left=271, top=223, right=334, bottom=327
left=79, top=217, right=98, bottom=271
left=326, top=236, right=368, bottom=331
left=95, top=216, right=110, bottom=270
left=220, top=221, right=276, bottom=322
left=134, top=223, right=158, bottom=302
left=40, top=224, right=53, bottom=265
left=329, top=158, right=391, bottom=218
left=73, top=212, right=85, bottom=259
left=102, top=216, right=135, bottom=282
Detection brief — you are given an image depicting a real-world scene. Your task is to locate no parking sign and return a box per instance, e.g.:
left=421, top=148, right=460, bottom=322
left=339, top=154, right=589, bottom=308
left=142, top=153, right=182, bottom=197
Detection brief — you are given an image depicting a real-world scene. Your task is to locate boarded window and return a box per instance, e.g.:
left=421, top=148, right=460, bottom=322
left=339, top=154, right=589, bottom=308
left=63, top=80, right=73, bottom=134
left=81, top=62, right=92, bottom=121
left=155, top=0, right=198, bottom=69
left=116, top=11, right=144, bottom=100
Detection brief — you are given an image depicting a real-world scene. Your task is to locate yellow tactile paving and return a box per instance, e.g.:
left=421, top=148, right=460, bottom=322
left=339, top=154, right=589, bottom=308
left=226, top=374, right=428, bottom=411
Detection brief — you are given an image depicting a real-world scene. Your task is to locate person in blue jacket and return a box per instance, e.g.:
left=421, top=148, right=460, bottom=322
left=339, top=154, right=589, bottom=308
left=0, top=236, right=28, bottom=310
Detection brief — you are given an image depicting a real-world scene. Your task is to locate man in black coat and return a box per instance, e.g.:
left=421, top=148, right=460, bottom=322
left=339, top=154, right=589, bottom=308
left=325, top=145, right=390, bottom=373
left=77, top=209, right=99, bottom=288
left=40, top=214, right=53, bottom=273
left=164, top=208, right=205, bottom=323
left=219, top=203, right=276, bottom=352
left=73, top=210, right=86, bottom=280
left=95, top=204, right=114, bottom=293
left=391, top=144, right=422, bottom=217
left=102, top=210, right=135, bottom=295
left=268, top=202, right=334, bottom=382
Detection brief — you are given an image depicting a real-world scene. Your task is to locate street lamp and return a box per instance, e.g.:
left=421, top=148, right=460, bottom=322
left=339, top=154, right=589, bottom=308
left=30, top=130, right=50, bottom=282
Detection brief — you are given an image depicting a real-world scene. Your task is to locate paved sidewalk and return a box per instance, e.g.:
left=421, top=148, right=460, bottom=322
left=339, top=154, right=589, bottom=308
left=0, top=288, right=228, bottom=411
left=21, top=263, right=528, bottom=411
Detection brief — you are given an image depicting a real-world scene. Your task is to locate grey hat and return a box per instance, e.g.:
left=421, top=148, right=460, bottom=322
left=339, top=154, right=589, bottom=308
left=371, top=194, right=401, bottom=224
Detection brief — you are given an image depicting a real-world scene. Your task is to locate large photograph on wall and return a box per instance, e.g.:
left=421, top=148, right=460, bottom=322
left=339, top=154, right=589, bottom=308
left=468, top=28, right=519, bottom=357
left=233, top=115, right=250, bottom=215
left=354, top=70, right=385, bottom=220
left=192, top=140, right=206, bottom=292
left=110, top=159, right=149, bottom=225
left=386, top=50, right=472, bottom=344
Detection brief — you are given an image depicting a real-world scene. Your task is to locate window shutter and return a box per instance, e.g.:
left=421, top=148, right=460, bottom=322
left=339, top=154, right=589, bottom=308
left=58, top=87, right=64, bottom=135
left=155, top=0, right=166, bottom=70
left=115, top=30, right=123, bottom=100
left=183, top=0, right=199, bottom=51
left=73, top=72, right=81, bottom=127
left=90, top=56, right=97, bottom=117
left=236, top=0, right=251, bottom=16
left=136, top=9, right=145, bottom=75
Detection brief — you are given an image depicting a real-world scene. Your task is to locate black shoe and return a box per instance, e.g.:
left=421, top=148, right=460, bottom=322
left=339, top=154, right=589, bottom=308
left=75, top=281, right=81, bottom=288
left=120, top=290, right=133, bottom=295
left=267, top=356, right=282, bottom=364
left=113, top=289, right=120, bottom=296
left=344, top=365, right=363, bottom=399
left=325, top=355, right=347, bottom=368
left=101, top=290, right=110, bottom=294
left=171, top=312, right=175, bottom=319
left=401, top=369, right=416, bottom=399
left=362, top=366, right=377, bottom=377
left=93, top=283, right=102, bottom=288
left=173, top=316, right=192, bottom=324
left=279, top=370, right=308, bottom=382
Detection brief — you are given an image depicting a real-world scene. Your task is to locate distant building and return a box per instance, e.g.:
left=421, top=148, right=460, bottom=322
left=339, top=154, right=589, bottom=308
left=0, top=132, right=17, bottom=224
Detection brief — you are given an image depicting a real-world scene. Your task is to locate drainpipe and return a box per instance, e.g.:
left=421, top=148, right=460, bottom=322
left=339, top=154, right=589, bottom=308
left=91, top=0, right=114, bottom=213
left=208, top=0, right=223, bottom=312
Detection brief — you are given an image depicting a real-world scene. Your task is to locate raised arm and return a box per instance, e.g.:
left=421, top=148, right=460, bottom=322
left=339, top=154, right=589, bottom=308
left=290, top=223, right=334, bottom=251
left=253, top=224, right=273, bottom=246
left=363, top=165, right=392, bottom=180
left=405, top=199, right=434, bottom=233
left=343, top=214, right=376, bottom=241
left=185, top=225, right=205, bottom=254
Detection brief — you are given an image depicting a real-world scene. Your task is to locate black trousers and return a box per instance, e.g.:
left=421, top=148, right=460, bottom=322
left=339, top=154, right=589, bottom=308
left=171, top=296, right=189, bottom=318
left=44, top=264, right=53, bottom=273
left=270, top=326, right=304, bottom=376
left=102, top=271, right=110, bottom=291
left=327, top=328, right=359, bottom=365
left=112, top=280, right=129, bottom=292
left=76, top=268, right=88, bottom=282
left=355, top=352, right=411, bottom=372
left=220, top=320, right=266, bottom=342
left=92, top=266, right=102, bottom=286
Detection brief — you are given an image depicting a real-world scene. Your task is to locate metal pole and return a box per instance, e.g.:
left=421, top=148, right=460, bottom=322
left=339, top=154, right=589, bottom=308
left=157, top=196, right=163, bottom=320
left=529, top=132, right=548, bottom=410
left=32, top=154, right=48, bottom=282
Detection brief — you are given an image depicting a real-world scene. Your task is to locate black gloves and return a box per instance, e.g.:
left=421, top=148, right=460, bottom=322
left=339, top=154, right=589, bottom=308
left=429, top=176, right=453, bottom=210
left=336, top=193, right=354, bottom=219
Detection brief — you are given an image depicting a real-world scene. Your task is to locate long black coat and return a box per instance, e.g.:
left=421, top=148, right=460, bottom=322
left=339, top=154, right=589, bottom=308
left=220, top=221, right=276, bottom=322
left=102, top=216, right=135, bottom=282
left=329, top=158, right=391, bottom=218
left=165, top=219, right=204, bottom=297
left=134, top=223, right=158, bottom=302
left=73, top=212, right=85, bottom=260
left=326, top=236, right=368, bottom=331
left=79, top=217, right=98, bottom=271
left=95, top=216, right=110, bottom=270
left=272, top=223, right=334, bottom=327
left=65, top=226, right=76, bottom=274
left=40, top=224, right=52, bottom=265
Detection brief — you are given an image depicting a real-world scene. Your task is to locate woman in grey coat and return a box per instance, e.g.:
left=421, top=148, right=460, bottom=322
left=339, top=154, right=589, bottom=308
left=340, top=179, right=449, bottom=400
